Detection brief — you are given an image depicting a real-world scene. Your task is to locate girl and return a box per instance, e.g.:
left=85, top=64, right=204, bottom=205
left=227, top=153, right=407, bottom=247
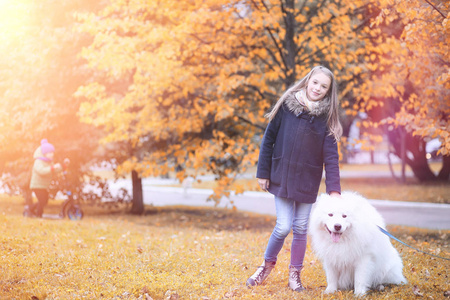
left=29, top=139, right=62, bottom=217
left=246, top=66, right=342, bottom=292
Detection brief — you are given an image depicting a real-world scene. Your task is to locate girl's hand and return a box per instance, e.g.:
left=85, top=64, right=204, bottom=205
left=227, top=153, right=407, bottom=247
left=329, top=191, right=341, bottom=198
left=257, top=178, right=270, bottom=191
left=53, top=163, right=62, bottom=172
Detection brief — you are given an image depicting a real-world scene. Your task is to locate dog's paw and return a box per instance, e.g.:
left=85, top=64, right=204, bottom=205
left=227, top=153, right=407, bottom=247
left=324, top=287, right=337, bottom=294
left=354, top=289, right=369, bottom=297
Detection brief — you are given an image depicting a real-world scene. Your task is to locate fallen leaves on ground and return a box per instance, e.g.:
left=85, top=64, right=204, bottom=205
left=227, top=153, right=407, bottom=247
left=0, top=195, right=448, bottom=299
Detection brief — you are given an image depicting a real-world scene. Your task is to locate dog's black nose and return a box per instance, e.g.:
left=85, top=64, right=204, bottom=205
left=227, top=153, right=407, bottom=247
left=334, top=224, right=342, bottom=231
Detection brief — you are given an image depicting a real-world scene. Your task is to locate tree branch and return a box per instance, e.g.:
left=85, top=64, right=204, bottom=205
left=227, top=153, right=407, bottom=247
left=250, top=0, right=270, bottom=12
left=296, top=0, right=328, bottom=35
left=296, top=45, right=328, bottom=63
left=423, top=0, right=446, bottom=19
left=236, top=115, right=266, bottom=131
left=245, top=83, right=278, bottom=102
left=265, top=26, right=288, bottom=70
left=234, top=37, right=277, bottom=72
left=294, top=0, right=308, bottom=18
left=259, top=0, right=270, bottom=12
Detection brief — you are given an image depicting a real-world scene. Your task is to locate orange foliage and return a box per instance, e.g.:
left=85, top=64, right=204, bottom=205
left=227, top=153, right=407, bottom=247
left=0, top=0, right=447, bottom=197
left=76, top=0, right=365, bottom=197
left=355, top=0, right=449, bottom=155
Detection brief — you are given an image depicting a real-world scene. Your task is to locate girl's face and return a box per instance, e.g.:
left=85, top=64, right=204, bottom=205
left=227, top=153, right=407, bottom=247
left=44, top=152, right=54, bottom=160
left=306, top=71, right=331, bottom=102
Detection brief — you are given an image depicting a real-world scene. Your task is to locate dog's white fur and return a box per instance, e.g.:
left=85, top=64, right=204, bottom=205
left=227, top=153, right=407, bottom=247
left=309, top=191, right=407, bottom=296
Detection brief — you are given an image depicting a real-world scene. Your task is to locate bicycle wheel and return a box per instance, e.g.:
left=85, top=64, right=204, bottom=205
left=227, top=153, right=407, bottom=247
left=67, top=205, right=84, bottom=220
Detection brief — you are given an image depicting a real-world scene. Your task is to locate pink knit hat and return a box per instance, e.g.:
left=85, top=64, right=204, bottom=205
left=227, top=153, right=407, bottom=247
left=40, top=139, right=55, bottom=155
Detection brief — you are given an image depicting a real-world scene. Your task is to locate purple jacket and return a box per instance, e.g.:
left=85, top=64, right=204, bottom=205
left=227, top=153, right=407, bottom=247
left=256, top=103, right=341, bottom=203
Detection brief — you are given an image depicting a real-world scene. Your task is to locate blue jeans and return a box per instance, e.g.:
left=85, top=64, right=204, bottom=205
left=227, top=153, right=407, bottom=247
left=264, top=196, right=312, bottom=269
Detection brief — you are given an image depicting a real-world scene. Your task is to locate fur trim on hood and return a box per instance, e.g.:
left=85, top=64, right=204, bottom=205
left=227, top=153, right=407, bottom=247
left=284, top=91, right=331, bottom=117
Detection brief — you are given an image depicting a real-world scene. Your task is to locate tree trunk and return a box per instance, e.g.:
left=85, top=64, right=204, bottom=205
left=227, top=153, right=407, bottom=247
left=130, top=170, right=144, bottom=215
left=409, top=153, right=437, bottom=181
left=283, top=0, right=297, bottom=87
left=340, top=116, right=354, bottom=164
left=400, top=128, right=406, bottom=183
left=438, top=155, right=450, bottom=181
left=387, top=127, right=436, bottom=182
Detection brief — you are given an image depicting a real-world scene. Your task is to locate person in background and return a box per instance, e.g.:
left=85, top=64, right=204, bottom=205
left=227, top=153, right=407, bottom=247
left=28, top=139, right=62, bottom=217
left=246, top=66, right=342, bottom=292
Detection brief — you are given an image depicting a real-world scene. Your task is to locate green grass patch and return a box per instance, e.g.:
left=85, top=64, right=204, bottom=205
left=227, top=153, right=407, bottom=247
left=0, top=195, right=449, bottom=299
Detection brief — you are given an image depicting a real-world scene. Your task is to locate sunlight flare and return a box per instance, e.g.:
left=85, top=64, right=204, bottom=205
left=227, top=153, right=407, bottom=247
left=0, top=0, right=32, bottom=43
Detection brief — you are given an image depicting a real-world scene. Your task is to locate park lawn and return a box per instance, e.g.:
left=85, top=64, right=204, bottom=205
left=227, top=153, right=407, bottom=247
left=186, top=177, right=450, bottom=204
left=92, top=162, right=450, bottom=203
left=135, top=162, right=449, bottom=204
left=0, top=195, right=449, bottom=300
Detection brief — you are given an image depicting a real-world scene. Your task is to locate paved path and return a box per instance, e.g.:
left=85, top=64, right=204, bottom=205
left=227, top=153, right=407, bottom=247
left=109, top=178, right=450, bottom=230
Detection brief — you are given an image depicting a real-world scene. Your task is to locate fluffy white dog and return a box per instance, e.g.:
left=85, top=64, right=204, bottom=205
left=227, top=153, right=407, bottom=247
left=309, top=191, right=407, bottom=296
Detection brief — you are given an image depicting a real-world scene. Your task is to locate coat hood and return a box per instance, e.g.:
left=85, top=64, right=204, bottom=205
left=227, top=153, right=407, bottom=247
left=33, top=146, right=43, bottom=159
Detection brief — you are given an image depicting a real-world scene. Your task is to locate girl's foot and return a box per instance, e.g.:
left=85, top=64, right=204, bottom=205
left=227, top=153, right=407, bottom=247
left=288, top=265, right=304, bottom=292
left=246, top=260, right=276, bottom=287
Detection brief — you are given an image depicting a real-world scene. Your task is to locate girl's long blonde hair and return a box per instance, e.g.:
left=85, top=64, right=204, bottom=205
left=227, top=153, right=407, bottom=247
left=266, top=66, right=343, bottom=141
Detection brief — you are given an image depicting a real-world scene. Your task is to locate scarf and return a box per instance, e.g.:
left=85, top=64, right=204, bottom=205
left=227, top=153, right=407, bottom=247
left=36, top=157, right=52, bottom=162
left=284, top=89, right=330, bottom=117
left=295, top=90, right=319, bottom=111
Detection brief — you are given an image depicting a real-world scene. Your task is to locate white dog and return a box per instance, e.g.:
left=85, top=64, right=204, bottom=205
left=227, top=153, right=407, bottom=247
left=309, top=192, right=407, bottom=296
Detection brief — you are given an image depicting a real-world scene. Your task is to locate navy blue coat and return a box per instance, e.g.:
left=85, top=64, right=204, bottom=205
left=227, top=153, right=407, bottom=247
left=256, top=103, right=341, bottom=203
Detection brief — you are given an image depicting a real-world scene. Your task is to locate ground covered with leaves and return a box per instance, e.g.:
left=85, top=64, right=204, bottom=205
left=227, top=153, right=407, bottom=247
left=0, top=195, right=449, bottom=299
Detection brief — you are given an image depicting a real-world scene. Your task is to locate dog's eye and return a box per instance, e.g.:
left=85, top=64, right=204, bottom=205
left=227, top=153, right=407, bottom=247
left=342, top=214, right=347, bottom=218
left=328, top=213, right=333, bottom=217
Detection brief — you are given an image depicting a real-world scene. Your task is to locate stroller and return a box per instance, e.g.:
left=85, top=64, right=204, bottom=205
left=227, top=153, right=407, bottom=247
left=23, top=158, right=84, bottom=220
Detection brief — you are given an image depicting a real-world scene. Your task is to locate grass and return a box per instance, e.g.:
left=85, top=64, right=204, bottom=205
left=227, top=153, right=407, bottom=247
left=183, top=177, right=450, bottom=204
left=176, top=163, right=450, bottom=204
left=93, top=162, right=450, bottom=203
left=0, top=195, right=449, bottom=300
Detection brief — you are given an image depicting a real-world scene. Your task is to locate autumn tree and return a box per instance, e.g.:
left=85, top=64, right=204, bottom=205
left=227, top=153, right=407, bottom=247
left=76, top=0, right=367, bottom=205
left=352, top=0, right=450, bottom=181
